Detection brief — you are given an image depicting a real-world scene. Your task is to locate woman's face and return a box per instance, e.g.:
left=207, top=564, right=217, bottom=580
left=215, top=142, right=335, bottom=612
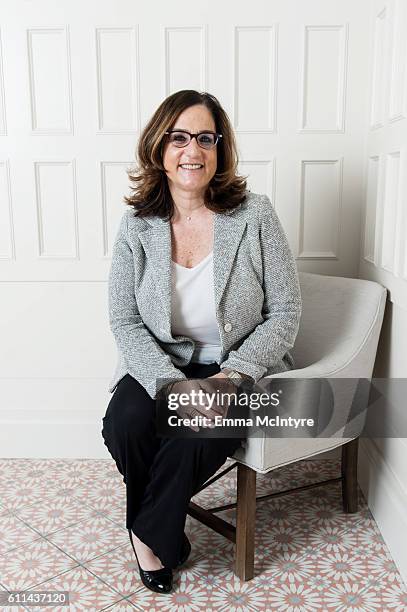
left=162, top=104, right=218, bottom=198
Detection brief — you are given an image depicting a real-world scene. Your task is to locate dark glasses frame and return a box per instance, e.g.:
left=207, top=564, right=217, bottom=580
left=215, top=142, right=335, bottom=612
left=164, top=129, right=223, bottom=149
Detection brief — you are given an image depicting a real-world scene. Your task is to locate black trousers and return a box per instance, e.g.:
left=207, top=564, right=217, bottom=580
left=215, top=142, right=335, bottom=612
left=101, top=362, right=244, bottom=569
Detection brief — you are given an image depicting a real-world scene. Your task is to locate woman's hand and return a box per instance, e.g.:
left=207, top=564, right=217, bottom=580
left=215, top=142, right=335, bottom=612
left=199, top=373, right=239, bottom=425
left=164, top=379, right=221, bottom=432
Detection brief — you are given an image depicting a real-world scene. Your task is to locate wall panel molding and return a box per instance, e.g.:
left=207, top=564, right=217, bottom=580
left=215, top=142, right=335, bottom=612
left=389, top=0, right=407, bottom=122
left=363, top=155, right=380, bottom=264
left=0, top=29, right=7, bottom=136
left=380, top=151, right=402, bottom=275
left=233, top=25, right=277, bottom=133
left=298, top=158, right=343, bottom=259
left=239, top=159, right=275, bottom=203
left=163, top=26, right=208, bottom=96
left=27, top=27, right=73, bottom=134
left=299, top=24, right=348, bottom=133
left=95, top=27, right=140, bottom=134
left=100, top=161, right=133, bottom=257
left=34, top=160, right=79, bottom=259
left=370, top=8, right=387, bottom=130
left=0, top=160, right=15, bottom=260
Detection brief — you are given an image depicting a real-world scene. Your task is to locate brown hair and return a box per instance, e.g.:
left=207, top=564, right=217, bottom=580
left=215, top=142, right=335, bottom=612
left=124, top=90, right=248, bottom=219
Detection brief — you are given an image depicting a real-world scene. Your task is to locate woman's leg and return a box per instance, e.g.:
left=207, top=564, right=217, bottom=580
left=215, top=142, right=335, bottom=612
left=131, top=433, right=243, bottom=569
left=131, top=361, right=244, bottom=569
left=102, top=363, right=244, bottom=569
left=101, top=373, right=160, bottom=531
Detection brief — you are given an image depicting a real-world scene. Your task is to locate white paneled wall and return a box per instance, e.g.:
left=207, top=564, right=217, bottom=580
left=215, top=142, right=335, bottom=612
left=358, top=0, right=407, bottom=584
left=1, top=0, right=370, bottom=458
left=0, top=0, right=371, bottom=282
left=360, top=0, right=407, bottom=306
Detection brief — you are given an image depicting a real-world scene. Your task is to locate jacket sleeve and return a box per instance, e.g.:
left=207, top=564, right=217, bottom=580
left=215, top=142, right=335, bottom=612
left=108, top=212, right=187, bottom=399
left=220, top=195, right=302, bottom=381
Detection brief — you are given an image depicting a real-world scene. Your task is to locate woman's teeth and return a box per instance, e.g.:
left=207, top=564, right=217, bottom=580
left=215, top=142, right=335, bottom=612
left=179, top=164, right=203, bottom=169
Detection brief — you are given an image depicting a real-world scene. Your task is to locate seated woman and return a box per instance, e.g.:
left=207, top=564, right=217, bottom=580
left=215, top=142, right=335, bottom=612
left=101, top=89, right=302, bottom=594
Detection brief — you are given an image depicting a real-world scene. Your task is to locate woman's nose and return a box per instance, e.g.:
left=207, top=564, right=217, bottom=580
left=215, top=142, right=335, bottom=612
left=185, top=137, right=202, bottom=153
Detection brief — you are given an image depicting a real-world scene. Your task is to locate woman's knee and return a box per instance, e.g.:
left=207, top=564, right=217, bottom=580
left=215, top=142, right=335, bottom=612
left=103, top=374, right=156, bottom=437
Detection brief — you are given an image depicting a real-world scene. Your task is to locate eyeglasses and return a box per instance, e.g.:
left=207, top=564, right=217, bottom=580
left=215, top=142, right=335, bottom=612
left=164, top=130, right=222, bottom=150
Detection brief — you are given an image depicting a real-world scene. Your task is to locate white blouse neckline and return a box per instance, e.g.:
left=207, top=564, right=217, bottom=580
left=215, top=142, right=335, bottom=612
left=171, top=251, right=213, bottom=271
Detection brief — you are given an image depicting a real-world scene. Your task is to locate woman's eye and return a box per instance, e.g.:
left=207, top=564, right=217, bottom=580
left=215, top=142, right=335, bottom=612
left=198, top=134, right=214, bottom=145
left=172, top=134, right=187, bottom=143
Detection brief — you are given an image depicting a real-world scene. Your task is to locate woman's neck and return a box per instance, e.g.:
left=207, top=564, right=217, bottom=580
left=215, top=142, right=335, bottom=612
left=170, top=192, right=209, bottom=222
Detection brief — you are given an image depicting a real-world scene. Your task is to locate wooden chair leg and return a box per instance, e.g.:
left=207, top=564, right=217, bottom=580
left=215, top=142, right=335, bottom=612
left=341, top=437, right=359, bottom=513
left=235, top=463, right=256, bottom=580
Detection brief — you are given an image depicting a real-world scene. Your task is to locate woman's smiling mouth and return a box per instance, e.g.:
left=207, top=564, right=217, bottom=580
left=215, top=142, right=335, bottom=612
left=178, top=163, right=204, bottom=171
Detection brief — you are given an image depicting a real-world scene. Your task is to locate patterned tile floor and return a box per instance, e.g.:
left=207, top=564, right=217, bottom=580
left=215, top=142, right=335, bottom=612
left=0, top=458, right=406, bottom=611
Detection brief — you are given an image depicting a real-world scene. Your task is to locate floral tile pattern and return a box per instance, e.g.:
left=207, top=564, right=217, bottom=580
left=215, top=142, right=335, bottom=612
left=14, top=498, right=98, bottom=537
left=84, top=544, right=140, bottom=597
left=46, top=516, right=128, bottom=564
left=0, top=457, right=405, bottom=611
left=0, top=514, right=44, bottom=556
left=23, top=567, right=123, bottom=612
left=102, top=602, right=139, bottom=611
left=0, top=538, right=78, bottom=591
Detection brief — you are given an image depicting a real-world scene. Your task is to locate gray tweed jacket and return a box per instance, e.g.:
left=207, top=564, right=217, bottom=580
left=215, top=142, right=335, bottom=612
left=108, top=191, right=302, bottom=398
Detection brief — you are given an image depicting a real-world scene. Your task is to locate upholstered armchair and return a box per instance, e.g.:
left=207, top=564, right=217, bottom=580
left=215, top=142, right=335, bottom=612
left=188, top=271, right=387, bottom=580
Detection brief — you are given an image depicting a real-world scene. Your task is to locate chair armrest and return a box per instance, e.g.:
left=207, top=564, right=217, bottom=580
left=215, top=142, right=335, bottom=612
left=267, top=361, right=345, bottom=379
left=268, top=284, right=387, bottom=380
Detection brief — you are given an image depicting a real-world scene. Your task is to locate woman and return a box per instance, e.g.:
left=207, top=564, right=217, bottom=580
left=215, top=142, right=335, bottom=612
left=102, top=90, right=302, bottom=594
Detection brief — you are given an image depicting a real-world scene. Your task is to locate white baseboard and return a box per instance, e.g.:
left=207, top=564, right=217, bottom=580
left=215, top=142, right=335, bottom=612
left=0, top=420, right=112, bottom=459
left=0, top=378, right=112, bottom=458
left=359, top=437, right=407, bottom=585
left=0, top=377, right=343, bottom=460
left=0, top=419, right=342, bottom=460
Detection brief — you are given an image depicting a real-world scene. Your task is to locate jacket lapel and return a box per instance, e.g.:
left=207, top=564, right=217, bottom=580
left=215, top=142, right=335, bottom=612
left=137, top=219, right=172, bottom=326
left=132, top=206, right=247, bottom=334
left=213, top=211, right=247, bottom=308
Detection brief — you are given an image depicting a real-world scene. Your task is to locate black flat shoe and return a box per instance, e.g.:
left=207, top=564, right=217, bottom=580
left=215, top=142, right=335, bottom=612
left=128, top=529, right=173, bottom=594
left=177, top=533, right=191, bottom=568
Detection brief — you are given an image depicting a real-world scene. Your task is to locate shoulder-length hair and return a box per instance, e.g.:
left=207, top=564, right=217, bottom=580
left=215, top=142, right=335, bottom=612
left=124, top=90, right=248, bottom=218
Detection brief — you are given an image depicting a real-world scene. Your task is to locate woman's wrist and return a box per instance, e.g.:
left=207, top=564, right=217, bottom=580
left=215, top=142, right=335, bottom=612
left=220, top=368, right=254, bottom=384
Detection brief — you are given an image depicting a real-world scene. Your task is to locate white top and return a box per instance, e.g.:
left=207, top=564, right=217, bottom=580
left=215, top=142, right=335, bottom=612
left=171, top=251, right=221, bottom=364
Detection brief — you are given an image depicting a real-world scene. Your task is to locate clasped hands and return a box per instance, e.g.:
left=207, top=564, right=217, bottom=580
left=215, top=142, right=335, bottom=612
left=164, top=373, right=238, bottom=432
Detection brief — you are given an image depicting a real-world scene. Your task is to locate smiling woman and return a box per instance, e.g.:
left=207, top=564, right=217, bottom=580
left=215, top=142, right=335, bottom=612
left=102, top=89, right=302, bottom=595
left=124, top=89, right=247, bottom=218
left=162, top=104, right=218, bottom=210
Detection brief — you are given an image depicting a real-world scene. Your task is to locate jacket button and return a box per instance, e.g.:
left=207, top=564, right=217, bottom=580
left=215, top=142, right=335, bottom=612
left=224, top=323, right=232, bottom=332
